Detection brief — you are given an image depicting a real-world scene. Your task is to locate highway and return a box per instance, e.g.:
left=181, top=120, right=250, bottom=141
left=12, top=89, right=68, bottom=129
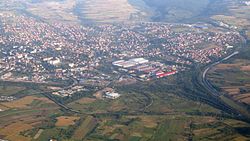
left=202, top=51, right=239, bottom=97
left=198, top=51, right=250, bottom=119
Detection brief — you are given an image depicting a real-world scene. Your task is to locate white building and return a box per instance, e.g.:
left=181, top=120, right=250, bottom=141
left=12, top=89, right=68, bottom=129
left=48, top=58, right=61, bottom=65
left=129, top=58, right=149, bottom=64
left=113, top=58, right=149, bottom=68
left=245, top=1, right=250, bottom=6
left=104, top=92, right=121, bottom=99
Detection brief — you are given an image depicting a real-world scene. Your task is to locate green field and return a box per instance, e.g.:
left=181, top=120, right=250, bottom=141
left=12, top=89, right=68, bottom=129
left=0, top=70, right=249, bottom=141
left=0, top=85, right=25, bottom=96
left=72, top=116, right=97, bottom=140
left=207, top=47, right=250, bottom=120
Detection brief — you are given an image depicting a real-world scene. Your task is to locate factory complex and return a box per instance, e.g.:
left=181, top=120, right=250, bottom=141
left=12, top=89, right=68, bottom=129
left=113, top=58, right=177, bottom=81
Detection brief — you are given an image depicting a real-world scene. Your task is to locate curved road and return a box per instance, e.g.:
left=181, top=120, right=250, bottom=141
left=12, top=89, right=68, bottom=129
left=199, top=51, right=250, bottom=120
left=202, top=51, right=239, bottom=97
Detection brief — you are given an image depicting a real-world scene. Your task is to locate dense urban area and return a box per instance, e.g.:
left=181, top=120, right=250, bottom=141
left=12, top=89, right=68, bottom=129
left=0, top=12, right=244, bottom=98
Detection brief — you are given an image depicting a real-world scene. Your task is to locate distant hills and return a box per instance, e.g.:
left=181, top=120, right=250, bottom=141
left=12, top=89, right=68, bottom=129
left=74, top=0, right=229, bottom=23
left=142, top=0, right=210, bottom=22
left=0, top=0, right=239, bottom=24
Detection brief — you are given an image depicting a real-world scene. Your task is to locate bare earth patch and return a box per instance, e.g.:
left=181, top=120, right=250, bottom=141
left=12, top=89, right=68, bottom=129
left=1, top=96, right=53, bottom=108
left=241, top=65, right=250, bottom=71
left=215, top=63, right=240, bottom=70
left=55, top=116, right=80, bottom=127
left=240, top=97, right=250, bottom=104
left=0, top=104, right=9, bottom=111
left=94, top=87, right=113, bottom=99
left=234, top=93, right=250, bottom=100
left=0, top=122, right=33, bottom=141
left=222, top=87, right=240, bottom=95
left=193, top=128, right=217, bottom=136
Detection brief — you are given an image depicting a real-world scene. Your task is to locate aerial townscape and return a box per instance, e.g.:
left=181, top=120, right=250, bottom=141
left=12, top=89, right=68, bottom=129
left=0, top=12, right=243, bottom=97
left=0, top=0, right=250, bottom=141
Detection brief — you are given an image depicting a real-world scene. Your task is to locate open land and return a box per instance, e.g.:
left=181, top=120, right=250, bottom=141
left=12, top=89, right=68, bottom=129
left=208, top=49, right=250, bottom=106
left=55, top=116, right=80, bottom=127
left=0, top=91, right=60, bottom=141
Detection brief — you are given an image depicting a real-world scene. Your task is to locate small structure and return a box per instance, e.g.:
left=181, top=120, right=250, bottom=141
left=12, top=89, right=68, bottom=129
left=48, top=58, right=61, bottom=66
left=104, top=91, right=120, bottom=99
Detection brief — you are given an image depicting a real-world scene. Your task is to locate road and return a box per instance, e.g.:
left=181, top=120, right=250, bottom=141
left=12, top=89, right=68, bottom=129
left=198, top=51, right=250, bottom=119
left=202, top=51, right=239, bottom=97
left=38, top=77, right=81, bottom=114
left=0, top=74, right=81, bottom=113
left=142, top=93, right=154, bottom=112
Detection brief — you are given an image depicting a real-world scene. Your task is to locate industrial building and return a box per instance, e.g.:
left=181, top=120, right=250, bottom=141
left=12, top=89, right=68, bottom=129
left=103, top=92, right=121, bottom=99
left=112, top=58, right=178, bottom=81
left=112, top=58, right=149, bottom=68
